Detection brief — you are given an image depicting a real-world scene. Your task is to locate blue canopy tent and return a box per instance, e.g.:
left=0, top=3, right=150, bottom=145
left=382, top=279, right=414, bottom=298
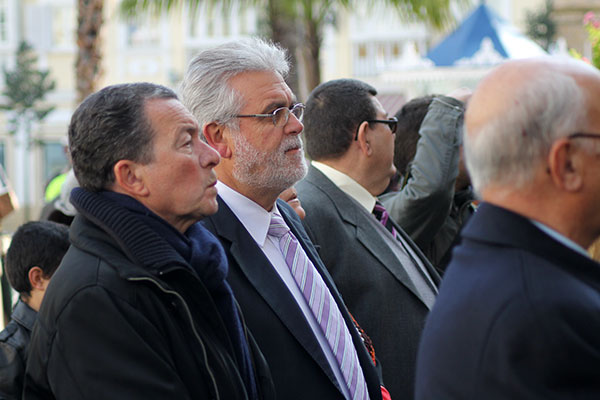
left=426, top=3, right=546, bottom=66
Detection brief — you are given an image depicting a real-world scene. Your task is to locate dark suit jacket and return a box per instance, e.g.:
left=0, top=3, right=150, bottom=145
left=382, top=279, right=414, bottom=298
left=416, top=203, right=600, bottom=399
left=296, top=166, right=440, bottom=400
left=202, top=196, right=382, bottom=400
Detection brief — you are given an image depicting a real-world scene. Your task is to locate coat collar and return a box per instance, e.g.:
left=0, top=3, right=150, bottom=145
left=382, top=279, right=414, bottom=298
left=69, top=188, right=191, bottom=278
left=10, top=299, right=37, bottom=332
left=463, top=203, right=600, bottom=287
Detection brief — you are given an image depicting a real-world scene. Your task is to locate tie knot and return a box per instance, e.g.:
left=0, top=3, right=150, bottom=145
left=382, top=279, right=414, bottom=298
left=373, top=202, right=389, bottom=220
left=268, top=213, right=290, bottom=238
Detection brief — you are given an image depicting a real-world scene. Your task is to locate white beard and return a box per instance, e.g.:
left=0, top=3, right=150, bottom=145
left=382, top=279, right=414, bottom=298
left=231, top=132, right=308, bottom=192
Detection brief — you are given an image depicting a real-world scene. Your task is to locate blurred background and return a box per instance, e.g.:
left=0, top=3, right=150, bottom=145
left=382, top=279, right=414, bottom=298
left=0, top=0, right=593, bottom=231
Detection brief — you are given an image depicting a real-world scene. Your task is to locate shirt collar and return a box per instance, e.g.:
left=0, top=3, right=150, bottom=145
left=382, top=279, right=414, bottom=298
left=530, top=220, right=590, bottom=258
left=312, top=161, right=376, bottom=212
left=216, top=181, right=280, bottom=247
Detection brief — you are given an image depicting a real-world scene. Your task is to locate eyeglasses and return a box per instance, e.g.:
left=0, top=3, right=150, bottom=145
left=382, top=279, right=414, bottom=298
left=568, top=132, right=600, bottom=140
left=236, top=103, right=305, bottom=127
left=354, top=117, right=398, bottom=140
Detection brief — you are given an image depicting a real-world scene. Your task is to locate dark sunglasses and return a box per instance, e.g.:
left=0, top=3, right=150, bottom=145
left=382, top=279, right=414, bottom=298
left=354, top=117, right=398, bottom=140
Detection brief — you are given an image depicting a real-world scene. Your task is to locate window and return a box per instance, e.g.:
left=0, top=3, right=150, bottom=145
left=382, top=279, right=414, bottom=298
left=0, top=0, right=8, bottom=43
left=52, top=6, right=75, bottom=48
left=126, top=19, right=160, bottom=48
left=43, top=142, right=68, bottom=183
left=358, top=44, right=367, bottom=58
left=0, top=142, right=4, bottom=170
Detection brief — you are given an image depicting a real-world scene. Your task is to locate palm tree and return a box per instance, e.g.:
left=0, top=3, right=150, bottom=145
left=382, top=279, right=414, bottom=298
left=76, top=0, right=104, bottom=104
left=119, top=0, right=453, bottom=96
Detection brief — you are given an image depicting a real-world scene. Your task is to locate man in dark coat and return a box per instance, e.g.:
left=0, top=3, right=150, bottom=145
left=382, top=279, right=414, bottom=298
left=24, top=83, right=274, bottom=400
left=415, top=57, right=600, bottom=399
left=181, top=39, right=384, bottom=400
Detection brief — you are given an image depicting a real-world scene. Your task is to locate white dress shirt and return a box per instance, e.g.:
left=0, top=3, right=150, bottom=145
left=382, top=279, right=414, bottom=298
left=312, top=161, right=376, bottom=212
left=216, top=181, right=352, bottom=399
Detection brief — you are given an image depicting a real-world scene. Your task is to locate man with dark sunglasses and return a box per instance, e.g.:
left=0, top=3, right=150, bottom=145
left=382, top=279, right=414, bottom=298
left=296, top=78, right=441, bottom=400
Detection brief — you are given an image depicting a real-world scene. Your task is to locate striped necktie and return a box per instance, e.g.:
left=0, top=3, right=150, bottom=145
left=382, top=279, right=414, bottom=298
left=373, top=201, right=398, bottom=239
left=268, top=212, right=370, bottom=400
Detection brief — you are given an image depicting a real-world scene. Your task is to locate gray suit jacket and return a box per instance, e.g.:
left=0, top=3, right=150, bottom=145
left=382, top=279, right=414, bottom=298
left=297, top=166, right=440, bottom=400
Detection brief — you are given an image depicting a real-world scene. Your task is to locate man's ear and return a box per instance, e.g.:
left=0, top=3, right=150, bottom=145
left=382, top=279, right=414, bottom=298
left=28, top=266, right=49, bottom=291
left=204, top=122, right=232, bottom=159
left=355, top=121, right=373, bottom=156
left=547, top=138, right=583, bottom=192
left=113, top=159, right=149, bottom=197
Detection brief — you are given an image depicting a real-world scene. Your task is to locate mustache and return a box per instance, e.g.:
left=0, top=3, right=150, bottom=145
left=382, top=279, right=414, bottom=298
left=281, top=136, right=303, bottom=152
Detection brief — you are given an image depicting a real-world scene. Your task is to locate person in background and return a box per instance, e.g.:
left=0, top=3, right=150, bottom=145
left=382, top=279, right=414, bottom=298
left=0, top=221, right=69, bottom=399
left=278, top=187, right=305, bottom=220
left=39, top=169, right=79, bottom=226
left=380, top=90, right=475, bottom=272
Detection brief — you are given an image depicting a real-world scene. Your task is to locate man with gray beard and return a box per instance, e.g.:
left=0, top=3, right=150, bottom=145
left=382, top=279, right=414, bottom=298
left=180, top=38, right=383, bottom=400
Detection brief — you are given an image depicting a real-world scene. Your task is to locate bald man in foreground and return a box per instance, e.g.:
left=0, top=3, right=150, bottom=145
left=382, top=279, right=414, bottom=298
left=415, top=57, right=600, bottom=399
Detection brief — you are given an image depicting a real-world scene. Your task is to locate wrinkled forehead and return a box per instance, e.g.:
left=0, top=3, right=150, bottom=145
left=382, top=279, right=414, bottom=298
left=229, top=70, right=294, bottom=109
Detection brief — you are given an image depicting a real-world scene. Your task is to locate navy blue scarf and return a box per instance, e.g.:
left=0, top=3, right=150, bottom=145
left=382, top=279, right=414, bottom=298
left=70, top=188, right=257, bottom=399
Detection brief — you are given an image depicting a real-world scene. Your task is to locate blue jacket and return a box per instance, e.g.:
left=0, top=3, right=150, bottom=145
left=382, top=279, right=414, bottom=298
left=416, top=203, right=600, bottom=399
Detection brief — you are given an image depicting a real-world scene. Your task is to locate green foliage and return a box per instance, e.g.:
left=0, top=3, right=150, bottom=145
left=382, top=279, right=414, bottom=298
left=120, top=0, right=454, bottom=30
left=571, top=12, right=600, bottom=69
left=582, top=11, right=600, bottom=69
left=0, top=41, right=56, bottom=135
left=119, top=0, right=455, bottom=91
left=525, top=0, right=556, bottom=51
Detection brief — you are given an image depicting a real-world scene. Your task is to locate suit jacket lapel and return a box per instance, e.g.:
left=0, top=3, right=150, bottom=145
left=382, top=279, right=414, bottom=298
left=391, top=218, right=441, bottom=286
left=207, top=197, right=342, bottom=393
left=306, top=166, right=432, bottom=305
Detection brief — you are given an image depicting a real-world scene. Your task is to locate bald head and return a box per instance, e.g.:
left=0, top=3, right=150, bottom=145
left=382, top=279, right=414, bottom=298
left=464, top=57, right=600, bottom=247
left=464, top=57, right=600, bottom=194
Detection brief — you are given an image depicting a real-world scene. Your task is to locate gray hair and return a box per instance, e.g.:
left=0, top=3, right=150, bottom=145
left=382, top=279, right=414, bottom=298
left=464, top=70, right=586, bottom=192
left=180, top=37, right=289, bottom=132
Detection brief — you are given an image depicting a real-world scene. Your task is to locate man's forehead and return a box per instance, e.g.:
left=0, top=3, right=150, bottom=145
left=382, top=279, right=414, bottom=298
left=145, top=97, right=197, bottom=129
left=230, top=70, right=294, bottom=108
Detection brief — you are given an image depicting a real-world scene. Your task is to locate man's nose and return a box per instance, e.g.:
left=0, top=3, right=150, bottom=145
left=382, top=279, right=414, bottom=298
left=199, top=141, right=221, bottom=167
left=285, top=113, right=303, bottom=135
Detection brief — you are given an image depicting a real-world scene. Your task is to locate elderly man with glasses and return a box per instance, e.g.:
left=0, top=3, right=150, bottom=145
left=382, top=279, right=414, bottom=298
left=415, top=57, right=600, bottom=399
left=180, top=39, right=384, bottom=400
left=295, top=78, right=441, bottom=400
